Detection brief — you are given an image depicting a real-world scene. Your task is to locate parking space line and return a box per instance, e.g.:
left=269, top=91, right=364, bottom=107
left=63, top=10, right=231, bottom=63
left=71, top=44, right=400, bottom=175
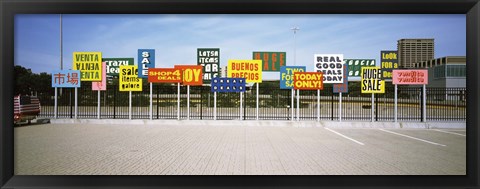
left=378, top=129, right=447, bottom=147
left=325, top=128, right=365, bottom=145
left=432, top=129, right=466, bottom=137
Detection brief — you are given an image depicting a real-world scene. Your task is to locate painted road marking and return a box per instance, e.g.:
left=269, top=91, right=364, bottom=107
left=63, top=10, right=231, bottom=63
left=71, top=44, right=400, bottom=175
left=325, top=128, right=365, bottom=145
left=433, top=129, right=466, bottom=137
left=378, top=129, right=447, bottom=147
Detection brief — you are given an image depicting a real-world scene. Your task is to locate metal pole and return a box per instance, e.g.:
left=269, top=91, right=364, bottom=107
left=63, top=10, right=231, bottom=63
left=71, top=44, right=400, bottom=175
left=394, top=84, right=398, bottom=122
left=256, top=83, right=259, bottom=120
left=74, top=87, right=78, bottom=119
left=339, top=92, right=342, bottom=122
left=129, top=91, right=132, bottom=120
left=54, top=87, right=58, bottom=119
left=177, top=83, right=180, bottom=120
left=423, top=84, right=427, bottom=122
left=296, top=89, right=300, bottom=121
left=317, top=89, right=320, bottom=122
left=214, top=92, right=217, bottom=120
left=240, top=92, right=243, bottom=120
left=187, top=85, right=190, bottom=120
left=371, top=93, right=374, bottom=122
left=150, top=83, right=153, bottom=120
left=60, top=14, right=63, bottom=70
left=97, top=90, right=100, bottom=119
left=291, top=89, right=294, bottom=121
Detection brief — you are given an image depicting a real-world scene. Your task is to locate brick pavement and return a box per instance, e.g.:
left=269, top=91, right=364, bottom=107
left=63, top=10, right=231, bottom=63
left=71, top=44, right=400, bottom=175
left=14, top=123, right=466, bottom=175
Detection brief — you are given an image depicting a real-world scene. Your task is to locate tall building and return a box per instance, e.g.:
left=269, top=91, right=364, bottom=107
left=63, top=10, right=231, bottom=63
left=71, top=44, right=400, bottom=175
left=397, top=38, right=434, bottom=68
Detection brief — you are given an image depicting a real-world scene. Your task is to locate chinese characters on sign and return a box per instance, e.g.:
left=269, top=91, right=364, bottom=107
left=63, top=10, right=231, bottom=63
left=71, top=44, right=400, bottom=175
left=73, top=52, right=102, bottom=81
left=293, top=72, right=324, bottom=90
left=51, top=70, right=81, bottom=88
left=280, top=66, right=306, bottom=89
left=211, top=78, right=246, bottom=93
left=253, top=52, right=286, bottom=72
left=227, top=60, right=262, bottom=83
left=392, top=70, right=428, bottom=85
left=314, top=54, right=344, bottom=83
left=198, top=48, right=220, bottom=81
left=119, top=65, right=142, bottom=91
left=361, top=67, right=385, bottom=93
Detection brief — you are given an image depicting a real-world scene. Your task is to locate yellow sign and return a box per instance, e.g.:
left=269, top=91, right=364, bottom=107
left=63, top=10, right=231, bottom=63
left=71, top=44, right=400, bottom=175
left=361, top=67, right=385, bottom=93
left=119, top=65, right=142, bottom=91
left=227, top=60, right=262, bottom=83
left=73, top=52, right=102, bottom=81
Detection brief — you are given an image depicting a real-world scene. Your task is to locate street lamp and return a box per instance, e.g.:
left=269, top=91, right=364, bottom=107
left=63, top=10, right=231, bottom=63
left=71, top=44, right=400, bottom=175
left=291, top=26, right=300, bottom=66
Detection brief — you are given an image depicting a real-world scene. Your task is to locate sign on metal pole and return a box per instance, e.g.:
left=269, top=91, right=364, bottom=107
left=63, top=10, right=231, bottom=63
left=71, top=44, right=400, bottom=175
left=138, top=49, right=155, bottom=78
left=119, top=66, right=143, bottom=91
left=314, top=54, right=344, bottom=84
left=211, top=77, right=247, bottom=120
left=333, top=64, right=348, bottom=121
left=280, top=66, right=306, bottom=121
left=52, top=70, right=81, bottom=120
left=294, top=72, right=324, bottom=122
left=73, top=52, right=102, bottom=81
left=253, top=51, right=286, bottom=72
left=198, top=48, right=220, bottom=81
left=361, top=67, right=385, bottom=122
left=228, top=59, right=262, bottom=120
left=392, top=69, right=429, bottom=122
left=92, top=62, right=107, bottom=119
left=175, top=65, right=203, bottom=120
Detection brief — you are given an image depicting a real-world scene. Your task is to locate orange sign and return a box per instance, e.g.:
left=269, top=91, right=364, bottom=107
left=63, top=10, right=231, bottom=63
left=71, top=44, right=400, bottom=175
left=174, top=65, right=203, bottom=86
left=148, top=68, right=182, bottom=83
left=293, top=72, right=324, bottom=90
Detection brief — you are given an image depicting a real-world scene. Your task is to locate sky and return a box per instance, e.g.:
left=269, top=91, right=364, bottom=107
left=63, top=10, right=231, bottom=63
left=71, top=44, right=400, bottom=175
left=15, top=14, right=466, bottom=80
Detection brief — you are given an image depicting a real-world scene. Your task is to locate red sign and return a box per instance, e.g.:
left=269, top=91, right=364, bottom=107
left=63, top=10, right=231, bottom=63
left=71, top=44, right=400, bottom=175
left=148, top=68, right=182, bottom=83
left=174, top=65, right=203, bottom=86
left=392, top=70, right=428, bottom=85
left=293, top=72, right=324, bottom=90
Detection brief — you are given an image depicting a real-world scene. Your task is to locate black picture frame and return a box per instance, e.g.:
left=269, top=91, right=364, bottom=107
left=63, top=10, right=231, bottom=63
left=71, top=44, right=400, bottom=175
left=1, top=0, right=479, bottom=188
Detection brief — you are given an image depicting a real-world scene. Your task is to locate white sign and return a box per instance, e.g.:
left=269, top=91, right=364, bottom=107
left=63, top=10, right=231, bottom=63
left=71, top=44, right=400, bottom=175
left=314, top=54, right=344, bottom=84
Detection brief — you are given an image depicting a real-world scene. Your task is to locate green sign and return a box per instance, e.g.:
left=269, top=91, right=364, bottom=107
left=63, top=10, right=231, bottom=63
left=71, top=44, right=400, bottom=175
left=253, top=52, right=286, bottom=72
left=103, top=58, right=134, bottom=77
left=345, top=59, right=376, bottom=77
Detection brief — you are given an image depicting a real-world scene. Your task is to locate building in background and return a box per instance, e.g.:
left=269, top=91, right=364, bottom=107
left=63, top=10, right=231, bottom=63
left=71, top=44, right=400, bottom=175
left=413, top=56, right=466, bottom=101
left=397, top=39, right=434, bottom=68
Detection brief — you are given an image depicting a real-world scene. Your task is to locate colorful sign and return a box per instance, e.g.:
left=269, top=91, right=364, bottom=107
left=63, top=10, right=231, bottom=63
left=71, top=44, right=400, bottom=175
left=148, top=68, right=182, bottom=83
left=51, top=70, right=81, bottom=88
left=197, top=48, right=220, bottom=81
left=314, top=54, right=344, bottom=83
left=380, top=51, right=398, bottom=80
left=293, top=72, right=324, bottom=90
left=92, top=62, right=107, bottom=91
left=119, top=65, right=142, bottom=91
left=333, top=64, right=349, bottom=93
left=280, top=66, right=306, bottom=89
left=345, top=59, right=376, bottom=77
left=361, top=67, right=385, bottom=93
left=174, top=65, right=203, bottom=86
left=227, top=60, right=262, bottom=83
left=252, top=52, right=286, bottom=72
left=73, top=52, right=102, bottom=81
left=103, top=58, right=134, bottom=76
left=392, top=70, right=428, bottom=85
left=138, top=49, right=155, bottom=78
left=211, top=77, right=246, bottom=93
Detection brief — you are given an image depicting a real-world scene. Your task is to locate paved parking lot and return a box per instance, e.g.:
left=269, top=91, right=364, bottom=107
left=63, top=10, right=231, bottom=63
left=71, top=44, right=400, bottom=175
left=14, top=122, right=466, bottom=175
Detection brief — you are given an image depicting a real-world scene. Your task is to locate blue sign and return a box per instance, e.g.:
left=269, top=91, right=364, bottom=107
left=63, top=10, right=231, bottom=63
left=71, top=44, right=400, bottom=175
left=138, top=49, right=155, bottom=78
left=211, top=77, right=246, bottom=93
left=51, top=70, right=81, bottom=88
left=333, top=64, right=348, bottom=93
left=280, top=66, right=306, bottom=89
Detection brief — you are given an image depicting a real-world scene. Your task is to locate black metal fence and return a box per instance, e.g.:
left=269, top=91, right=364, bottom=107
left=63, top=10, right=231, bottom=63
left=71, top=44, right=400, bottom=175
left=38, top=83, right=466, bottom=122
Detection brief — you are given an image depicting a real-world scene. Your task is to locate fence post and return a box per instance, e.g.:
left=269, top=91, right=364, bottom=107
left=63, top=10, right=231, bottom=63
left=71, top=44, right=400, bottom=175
left=70, top=89, right=73, bottom=118
left=200, top=86, right=203, bottom=120
left=375, top=93, right=378, bottom=121
left=331, top=91, right=334, bottom=121
left=113, top=86, right=116, bottom=119
left=156, top=85, right=159, bottom=119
